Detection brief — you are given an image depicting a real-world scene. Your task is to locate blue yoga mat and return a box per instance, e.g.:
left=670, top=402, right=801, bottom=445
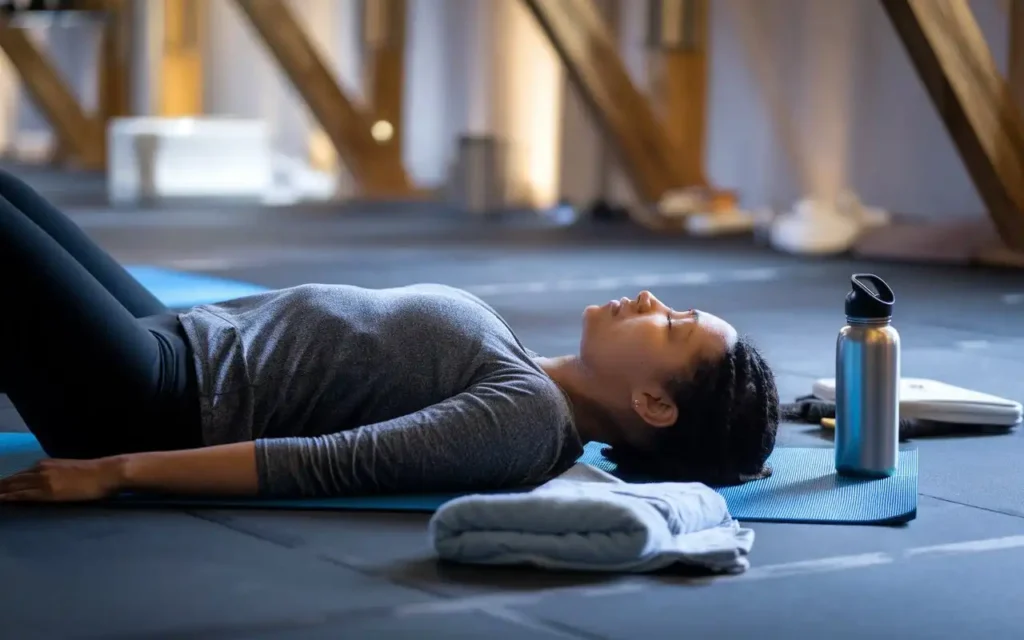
left=0, top=433, right=917, bottom=525
left=125, top=266, right=269, bottom=308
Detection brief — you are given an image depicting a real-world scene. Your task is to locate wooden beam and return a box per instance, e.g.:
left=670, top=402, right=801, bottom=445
left=233, top=0, right=414, bottom=198
left=522, top=0, right=689, bottom=211
left=0, top=17, right=103, bottom=168
left=97, top=0, right=132, bottom=121
left=881, top=0, right=1024, bottom=251
left=1010, top=0, right=1024, bottom=112
left=645, top=0, right=708, bottom=187
left=592, top=0, right=621, bottom=198
left=362, top=0, right=406, bottom=159
left=159, top=0, right=204, bottom=116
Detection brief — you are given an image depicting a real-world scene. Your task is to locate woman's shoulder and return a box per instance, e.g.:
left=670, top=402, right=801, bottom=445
left=498, top=365, right=576, bottom=426
left=513, top=371, right=584, bottom=466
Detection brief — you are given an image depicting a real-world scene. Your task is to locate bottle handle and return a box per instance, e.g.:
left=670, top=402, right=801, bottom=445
left=852, top=274, right=894, bottom=304
left=846, top=273, right=895, bottom=320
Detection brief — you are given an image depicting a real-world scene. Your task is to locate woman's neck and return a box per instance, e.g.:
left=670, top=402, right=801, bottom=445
left=535, top=355, right=623, bottom=445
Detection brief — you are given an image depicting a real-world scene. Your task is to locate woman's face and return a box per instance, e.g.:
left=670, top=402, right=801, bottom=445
left=579, top=290, right=738, bottom=398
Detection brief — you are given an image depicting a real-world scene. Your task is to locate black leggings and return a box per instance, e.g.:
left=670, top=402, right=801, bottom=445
left=0, top=169, right=203, bottom=458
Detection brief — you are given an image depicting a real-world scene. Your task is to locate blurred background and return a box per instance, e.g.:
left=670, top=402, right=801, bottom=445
left=0, top=0, right=1020, bottom=266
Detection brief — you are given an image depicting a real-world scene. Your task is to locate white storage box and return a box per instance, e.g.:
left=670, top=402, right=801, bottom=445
left=107, top=117, right=272, bottom=204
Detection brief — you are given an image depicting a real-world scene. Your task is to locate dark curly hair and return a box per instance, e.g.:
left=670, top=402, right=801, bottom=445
left=603, top=336, right=780, bottom=486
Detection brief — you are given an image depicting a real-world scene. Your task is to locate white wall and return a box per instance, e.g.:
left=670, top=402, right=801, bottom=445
left=408, top=0, right=564, bottom=205
left=202, top=0, right=363, bottom=193
left=709, top=0, right=1009, bottom=217
left=404, top=0, right=492, bottom=188
left=402, top=0, right=455, bottom=186
left=204, top=0, right=340, bottom=159
left=492, top=0, right=564, bottom=206
left=0, top=0, right=1012, bottom=219
left=557, top=0, right=1011, bottom=218
left=843, top=0, right=1007, bottom=217
left=130, top=0, right=163, bottom=117
left=200, top=0, right=492, bottom=194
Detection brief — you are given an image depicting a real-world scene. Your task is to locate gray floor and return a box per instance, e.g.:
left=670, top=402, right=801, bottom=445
left=3, top=168, right=1024, bottom=639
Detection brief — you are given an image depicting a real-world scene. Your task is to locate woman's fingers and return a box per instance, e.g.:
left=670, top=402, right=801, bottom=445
left=0, top=471, right=43, bottom=495
left=0, top=471, right=36, bottom=488
left=0, top=488, right=47, bottom=501
left=0, top=467, right=48, bottom=501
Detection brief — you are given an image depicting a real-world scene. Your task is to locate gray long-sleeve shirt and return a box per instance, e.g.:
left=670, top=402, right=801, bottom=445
left=177, top=283, right=583, bottom=498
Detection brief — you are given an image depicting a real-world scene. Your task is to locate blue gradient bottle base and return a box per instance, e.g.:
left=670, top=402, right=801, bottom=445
left=836, top=464, right=896, bottom=479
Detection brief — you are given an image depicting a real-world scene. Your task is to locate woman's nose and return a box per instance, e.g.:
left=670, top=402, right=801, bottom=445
left=637, top=290, right=654, bottom=311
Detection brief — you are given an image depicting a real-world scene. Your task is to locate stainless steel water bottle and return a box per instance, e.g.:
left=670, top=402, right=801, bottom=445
left=835, top=273, right=900, bottom=477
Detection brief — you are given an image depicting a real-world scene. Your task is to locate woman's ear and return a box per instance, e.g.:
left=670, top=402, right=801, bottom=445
left=631, top=389, right=678, bottom=428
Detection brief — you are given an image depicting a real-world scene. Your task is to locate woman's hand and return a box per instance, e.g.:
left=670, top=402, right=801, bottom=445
left=0, top=442, right=260, bottom=503
left=0, top=458, right=124, bottom=503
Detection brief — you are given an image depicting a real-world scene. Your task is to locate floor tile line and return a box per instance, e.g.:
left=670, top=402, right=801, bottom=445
left=917, top=493, right=1024, bottom=521
left=395, top=533, right=1024, bottom=617
left=180, top=509, right=590, bottom=637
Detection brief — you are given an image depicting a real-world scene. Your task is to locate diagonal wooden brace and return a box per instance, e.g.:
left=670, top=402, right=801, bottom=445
left=882, top=0, right=1024, bottom=251
left=522, top=0, right=692, bottom=212
left=0, top=17, right=104, bottom=168
left=234, top=0, right=415, bottom=199
left=362, top=0, right=407, bottom=160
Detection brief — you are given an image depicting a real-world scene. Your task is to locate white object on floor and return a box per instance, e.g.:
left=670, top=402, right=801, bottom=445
left=769, top=197, right=862, bottom=255
left=685, top=209, right=758, bottom=236
left=428, top=463, right=754, bottom=574
left=657, top=188, right=759, bottom=236
left=812, top=377, right=1023, bottom=426
left=107, top=117, right=273, bottom=204
left=261, top=154, right=339, bottom=206
left=7, top=131, right=54, bottom=164
left=836, top=190, right=891, bottom=229
left=657, top=188, right=705, bottom=217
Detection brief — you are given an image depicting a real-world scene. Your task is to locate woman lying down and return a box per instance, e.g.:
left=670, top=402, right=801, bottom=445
left=0, top=169, right=781, bottom=503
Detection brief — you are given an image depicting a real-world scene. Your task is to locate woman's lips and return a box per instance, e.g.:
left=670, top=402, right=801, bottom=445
left=609, top=297, right=635, bottom=316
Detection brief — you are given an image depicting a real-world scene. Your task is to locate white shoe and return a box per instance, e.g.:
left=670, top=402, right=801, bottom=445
left=769, top=197, right=862, bottom=255
left=837, top=190, right=891, bottom=228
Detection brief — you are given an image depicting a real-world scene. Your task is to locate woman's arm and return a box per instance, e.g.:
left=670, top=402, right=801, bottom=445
left=0, top=442, right=259, bottom=503
left=1, top=372, right=574, bottom=503
left=114, top=442, right=260, bottom=496
left=120, top=370, right=575, bottom=499
left=255, top=371, right=580, bottom=498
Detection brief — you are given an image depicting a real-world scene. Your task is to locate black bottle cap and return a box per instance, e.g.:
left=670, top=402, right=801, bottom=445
left=845, top=274, right=894, bottom=320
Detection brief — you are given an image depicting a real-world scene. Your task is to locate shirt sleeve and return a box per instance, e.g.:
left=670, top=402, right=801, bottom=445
left=252, top=370, right=581, bottom=498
